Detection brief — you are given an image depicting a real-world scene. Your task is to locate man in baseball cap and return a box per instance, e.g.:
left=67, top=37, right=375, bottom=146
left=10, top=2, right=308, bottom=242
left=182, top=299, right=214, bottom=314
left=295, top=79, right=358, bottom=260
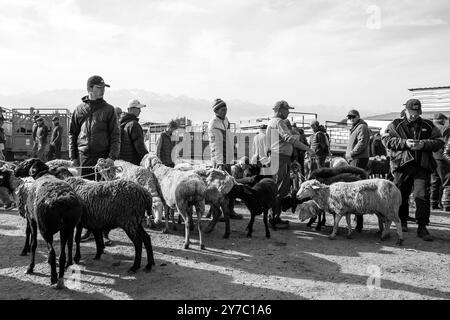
left=382, top=99, right=444, bottom=241
left=87, top=75, right=110, bottom=88
left=118, top=99, right=149, bottom=166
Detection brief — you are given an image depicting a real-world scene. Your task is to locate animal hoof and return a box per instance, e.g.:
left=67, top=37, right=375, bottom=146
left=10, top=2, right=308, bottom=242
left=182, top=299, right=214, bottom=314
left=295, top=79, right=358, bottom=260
left=380, top=234, right=391, bottom=241
left=54, top=278, right=65, bottom=290
left=266, top=234, right=271, bottom=239
left=127, top=268, right=138, bottom=274
left=50, top=277, right=58, bottom=285
left=200, top=244, right=206, bottom=250
left=94, top=255, right=101, bottom=261
left=144, top=265, right=152, bottom=273
left=74, top=256, right=81, bottom=264
left=65, top=261, right=73, bottom=270
left=162, top=228, right=169, bottom=234
left=315, top=226, right=322, bottom=231
left=222, top=233, right=230, bottom=239
left=246, top=234, right=252, bottom=238
left=20, top=251, right=28, bottom=257
left=25, top=267, right=34, bottom=274
left=346, top=234, right=353, bottom=239
left=396, top=239, right=404, bottom=246
left=183, top=243, right=190, bottom=250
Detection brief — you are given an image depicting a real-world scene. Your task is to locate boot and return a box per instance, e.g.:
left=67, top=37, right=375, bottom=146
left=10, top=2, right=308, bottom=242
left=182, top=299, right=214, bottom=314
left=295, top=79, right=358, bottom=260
left=417, top=225, right=433, bottom=242
left=401, top=221, right=408, bottom=232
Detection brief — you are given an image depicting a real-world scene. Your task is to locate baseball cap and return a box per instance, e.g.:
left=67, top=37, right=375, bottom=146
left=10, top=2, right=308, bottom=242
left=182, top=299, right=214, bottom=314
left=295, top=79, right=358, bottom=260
left=52, top=116, right=59, bottom=121
left=128, top=99, right=147, bottom=109
left=87, top=75, right=110, bottom=88
left=36, top=117, right=44, bottom=122
left=347, top=110, right=360, bottom=118
left=405, top=99, right=422, bottom=114
left=259, top=124, right=268, bottom=130
left=273, top=100, right=294, bottom=111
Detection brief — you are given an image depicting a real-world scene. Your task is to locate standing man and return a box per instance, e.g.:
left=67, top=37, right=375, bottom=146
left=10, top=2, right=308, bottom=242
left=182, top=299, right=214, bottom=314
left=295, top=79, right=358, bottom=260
left=48, top=116, right=63, bottom=160
left=35, top=117, right=49, bottom=162
left=310, top=120, right=329, bottom=169
left=265, top=101, right=314, bottom=228
left=119, top=99, right=149, bottom=165
left=69, top=75, right=120, bottom=245
left=430, top=113, right=450, bottom=211
left=382, top=99, right=443, bottom=241
left=31, top=115, right=40, bottom=158
left=0, top=118, right=6, bottom=161
left=251, top=124, right=269, bottom=166
left=208, top=98, right=242, bottom=220
left=156, top=120, right=178, bottom=167
left=346, top=109, right=370, bottom=232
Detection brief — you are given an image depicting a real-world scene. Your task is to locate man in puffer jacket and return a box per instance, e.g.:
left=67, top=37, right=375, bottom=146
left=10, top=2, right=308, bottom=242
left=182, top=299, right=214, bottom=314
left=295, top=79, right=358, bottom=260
left=310, top=120, right=329, bottom=169
left=382, top=99, right=443, bottom=241
left=119, top=99, right=149, bottom=165
left=69, top=75, right=120, bottom=245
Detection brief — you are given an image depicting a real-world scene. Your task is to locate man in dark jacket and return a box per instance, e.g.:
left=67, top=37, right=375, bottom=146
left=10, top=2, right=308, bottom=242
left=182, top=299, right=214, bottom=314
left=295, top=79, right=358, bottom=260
left=31, top=115, right=39, bottom=158
left=156, top=120, right=178, bottom=167
left=382, top=99, right=443, bottom=241
left=430, top=113, right=450, bottom=211
left=309, top=121, right=329, bottom=170
left=69, top=75, right=120, bottom=245
left=47, top=116, right=63, bottom=160
left=119, top=99, right=148, bottom=165
left=346, top=109, right=371, bottom=232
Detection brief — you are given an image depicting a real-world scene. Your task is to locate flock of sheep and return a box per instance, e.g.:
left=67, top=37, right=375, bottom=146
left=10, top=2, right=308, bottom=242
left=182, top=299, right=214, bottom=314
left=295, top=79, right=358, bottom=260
left=0, top=155, right=404, bottom=290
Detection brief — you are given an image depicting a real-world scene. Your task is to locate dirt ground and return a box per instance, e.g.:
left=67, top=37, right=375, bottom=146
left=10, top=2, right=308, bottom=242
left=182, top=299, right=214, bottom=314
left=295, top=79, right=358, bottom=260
left=1, top=204, right=449, bottom=300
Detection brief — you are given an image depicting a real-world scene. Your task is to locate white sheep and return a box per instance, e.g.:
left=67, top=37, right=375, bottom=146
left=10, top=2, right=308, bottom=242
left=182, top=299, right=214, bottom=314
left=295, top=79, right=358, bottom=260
left=296, top=179, right=404, bottom=245
left=145, top=155, right=207, bottom=250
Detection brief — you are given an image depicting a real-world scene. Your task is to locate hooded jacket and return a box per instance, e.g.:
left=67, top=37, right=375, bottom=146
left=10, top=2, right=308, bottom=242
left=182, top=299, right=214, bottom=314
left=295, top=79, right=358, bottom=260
left=119, top=113, right=148, bottom=165
left=69, top=96, right=120, bottom=161
left=382, top=117, right=443, bottom=173
left=156, top=131, right=175, bottom=167
left=310, top=126, right=329, bottom=158
left=346, top=119, right=370, bottom=160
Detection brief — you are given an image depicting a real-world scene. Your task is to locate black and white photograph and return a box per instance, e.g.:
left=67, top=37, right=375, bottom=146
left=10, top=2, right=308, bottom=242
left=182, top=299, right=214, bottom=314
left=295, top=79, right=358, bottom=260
left=0, top=0, right=450, bottom=303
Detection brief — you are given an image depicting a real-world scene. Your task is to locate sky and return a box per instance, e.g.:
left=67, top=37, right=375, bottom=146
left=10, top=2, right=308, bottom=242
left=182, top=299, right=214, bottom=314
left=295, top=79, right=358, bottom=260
left=1, top=0, right=450, bottom=120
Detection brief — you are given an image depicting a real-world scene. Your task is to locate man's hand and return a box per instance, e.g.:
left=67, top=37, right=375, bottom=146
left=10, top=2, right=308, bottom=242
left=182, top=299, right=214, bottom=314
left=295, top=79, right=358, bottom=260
left=406, top=139, right=424, bottom=151
left=71, top=159, right=80, bottom=167
left=216, top=164, right=225, bottom=171
left=105, top=158, right=115, bottom=167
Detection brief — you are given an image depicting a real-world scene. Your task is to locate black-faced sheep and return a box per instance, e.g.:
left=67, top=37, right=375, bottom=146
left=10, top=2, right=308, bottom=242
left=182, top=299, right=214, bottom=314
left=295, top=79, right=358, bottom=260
left=62, top=176, right=156, bottom=273
left=7, top=159, right=83, bottom=289
left=143, top=155, right=207, bottom=250
left=228, top=178, right=277, bottom=238
left=296, top=179, right=404, bottom=245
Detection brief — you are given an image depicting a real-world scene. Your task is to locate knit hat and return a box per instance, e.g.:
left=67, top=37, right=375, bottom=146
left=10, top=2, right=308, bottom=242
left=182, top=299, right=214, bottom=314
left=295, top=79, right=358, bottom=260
left=212, top=99, right=227, bottom=112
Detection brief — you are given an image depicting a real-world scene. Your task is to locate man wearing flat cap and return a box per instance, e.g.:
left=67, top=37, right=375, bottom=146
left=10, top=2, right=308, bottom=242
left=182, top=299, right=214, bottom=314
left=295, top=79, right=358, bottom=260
left=430, top=113, right=450, bottom=211
left=47, top=116, right=63, bottom=160
left=119, top=99, right=149, bottom=165
left=70, top=75, right=120, bottom=244
left=382, top=99, right=444, bottom=241
left=345, top=109, right=371, bottom=232
left=265, top=100, right=314, bottom=228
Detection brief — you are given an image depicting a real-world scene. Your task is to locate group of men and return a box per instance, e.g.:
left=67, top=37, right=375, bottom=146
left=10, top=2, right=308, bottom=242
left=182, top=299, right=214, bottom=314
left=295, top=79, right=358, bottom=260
left=5, top=74, right=445, bottom=243
left=30, top=115, right=63, bottom=162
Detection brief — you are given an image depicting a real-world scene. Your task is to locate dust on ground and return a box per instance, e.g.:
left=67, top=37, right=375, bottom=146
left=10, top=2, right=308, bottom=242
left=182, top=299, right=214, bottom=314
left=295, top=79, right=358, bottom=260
left=1, top=205, right=449, bottom=300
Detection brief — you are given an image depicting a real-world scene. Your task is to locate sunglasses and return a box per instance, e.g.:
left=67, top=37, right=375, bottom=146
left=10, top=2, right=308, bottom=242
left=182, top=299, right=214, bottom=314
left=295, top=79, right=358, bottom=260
left=347, top=115, right=356, bottom=119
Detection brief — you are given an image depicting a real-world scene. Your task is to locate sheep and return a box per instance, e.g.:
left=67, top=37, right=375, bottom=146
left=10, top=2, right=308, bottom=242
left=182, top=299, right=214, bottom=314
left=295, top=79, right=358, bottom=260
left=59, top=176, right=156, bottom=273
left=296, top=179, right=404, bottom=245
left=95, top=159, right=164, bottom=229
left=194, top=168, right=236, bottom=239
left=227, top=178, right=277, bottom=238
left=7, top=158, right=83, bottom=289
left=330, top=157, right=349, bottom=168
left=145, top=155, right=207, bottom=250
